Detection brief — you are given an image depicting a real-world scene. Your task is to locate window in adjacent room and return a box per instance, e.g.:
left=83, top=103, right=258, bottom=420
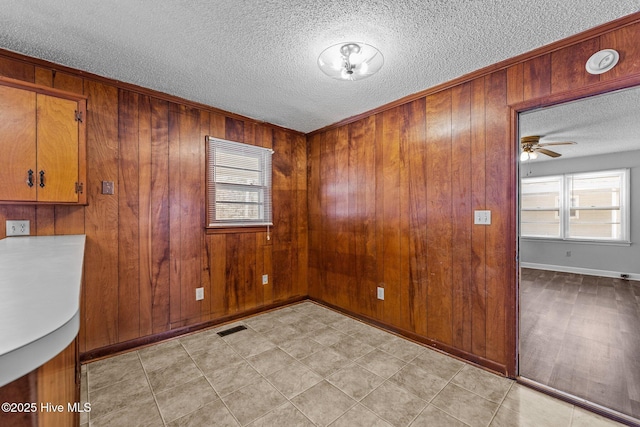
left=521, top=168, right=629, bottom=242
left=206, top=136, right=273, bottom=228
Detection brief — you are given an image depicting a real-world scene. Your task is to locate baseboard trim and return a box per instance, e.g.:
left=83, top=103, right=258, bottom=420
left=521, top=262, right=640, bottom=282
left=80, top=296, right=306, bottom=363
left=308, top=297, right=508, bottom=377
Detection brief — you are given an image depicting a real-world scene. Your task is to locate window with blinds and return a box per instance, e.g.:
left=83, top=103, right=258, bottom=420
left=206, top=136, right=273, bottom=228
left=521, top=168, right=629, bottom=242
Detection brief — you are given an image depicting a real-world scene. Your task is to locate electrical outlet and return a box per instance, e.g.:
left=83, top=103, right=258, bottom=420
left=6, top=220, right=30, bottom=236
left=566, top=251, right=571, bottom=257
left=262, top=274, right=269, bottom=285
left=195, top=287, right=204, bottom=301
left=377, top=287, right=384, bottom=300
left=474, top=210, right=491, bottom=225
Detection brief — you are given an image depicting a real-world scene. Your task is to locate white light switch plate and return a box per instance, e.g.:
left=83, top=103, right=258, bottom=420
left=377, top=287, right=384, bottom=300
left=474, top=210, right=491, bottom=225
left=195, top=287, right=204, bottom=301
left=262, top=274, right=269, bottom=285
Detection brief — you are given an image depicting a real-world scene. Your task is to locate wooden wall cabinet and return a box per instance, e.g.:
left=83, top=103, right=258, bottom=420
left=0, top=77, right=87, bottom=205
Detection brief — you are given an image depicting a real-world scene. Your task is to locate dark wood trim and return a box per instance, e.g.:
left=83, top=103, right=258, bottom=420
left=309, top=297, right=508, bottom=376
left=517, top=377, right=640, bottom=427
left=0, top=75, right=87, bottom=101
left=308, top=11, right=640, bottom=136
left=0, top=50, right=304, bottom=137
left=80, top=295, right=305, bottom=363
left=205, top=226, right=272, bottom=235
left=510, top=73, right=640, bottom=112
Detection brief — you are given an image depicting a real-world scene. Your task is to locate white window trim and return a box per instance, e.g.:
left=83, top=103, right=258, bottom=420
left=206, top=136, right=274, bottom=228
left=520, top=168, right=630, bottom=244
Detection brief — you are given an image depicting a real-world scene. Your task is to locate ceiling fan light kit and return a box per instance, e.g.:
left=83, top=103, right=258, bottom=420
left=520, top=135, right=576, bottom=161
left=318, top=42, right=384, bottom=81
left=585, top=49, right=619, bottom=75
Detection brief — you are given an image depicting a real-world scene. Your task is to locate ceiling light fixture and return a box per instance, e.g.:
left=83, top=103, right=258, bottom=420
left=585, top=49, right=619, bottom=75
left=520, top=144, right=538, bottom=162
left=318, top=42, right=384, bottom=81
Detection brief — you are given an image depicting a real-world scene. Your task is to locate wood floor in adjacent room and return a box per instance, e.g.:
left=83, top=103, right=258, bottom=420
left=519, top=268, right=640, bottom=420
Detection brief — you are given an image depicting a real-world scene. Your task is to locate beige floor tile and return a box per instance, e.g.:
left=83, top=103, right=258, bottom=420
left=89, top=373, right=152, bottom=420
left=499, top=383, right=573, bottom=427
left=155, top=376, right=219, bottom=423
left=378, top=336, right=425, bottom=362
left=138, top=339, right=190, bottom=372
left=361, top=381, right=428, bottom=426
left=300, top=347, right=351, bottom=377
left=291, top=381, right=357, bottom=427
left=410, top=404, right=469, bottom=427
left=279, top=336, right=324, bottom=359
left=292, top=316, right=327, bottom=334
left=244, top=314, right=286, bottom=333
left=179, top=329, right=225, bottom=355
left=146, top=359, right=203, bottom=393
left=451, top=365, right=513, bottom=403
left=228, top=334, right=278, bottom=358
left=206, top=361, right=261, bottom=397
left=262, top=324, right=305, bottom=345
left=330, top=404, right=393, bottom=427
left=89, top=395, right=162, bottom=427
left=87, top=351, right=144, bottom=392
left=191, top=344, right=244, bottom=376
left=247, top=347, right=297, bottom=376
left=329, top=336, right=375, bottom=360
left=356, top=349, right=406, bottom=379
left=248, top=402, right=315, bottom=427
left=490, top=405, right=539, bottom=427
left=350, top=327, right=396, bottom=348
left=431, top=383, right=499, bottom=427
left=410, top=348, right=465, bottom=381
left=326, top=364, right=385, bottom=401
left=389, top=363, right=449, bottom=402
left=266, top=361, right=323, bottom=398
left=167, top=399, right=239, bottom=427
left=222, top=378, right=287, bottom=425
left=310, top=326, right=350, bottom=346
left=570, top=407, right=627, bottom=427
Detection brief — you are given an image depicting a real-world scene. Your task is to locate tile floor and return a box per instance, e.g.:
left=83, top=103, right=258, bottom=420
left=80, top=301, right=624, bottom=427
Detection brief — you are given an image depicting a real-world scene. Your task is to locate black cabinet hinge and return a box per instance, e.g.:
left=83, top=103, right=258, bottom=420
left=75, top=182, right=84, bottom=194
left=75, top=110, right=83, bottom=123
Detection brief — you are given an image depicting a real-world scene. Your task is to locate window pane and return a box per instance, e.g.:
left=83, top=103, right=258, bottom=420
left=216, top=151, right=260, bottom=171
left=521, top=210, right=560, bottom=237
left=215, top=203, right=261, bottom=220
left=216, top=187, right=260, bottom=203
left=570, top=176, right=620, bottom=208
left=568, top=209, right=621, bottom=239
left=215, top=166, right=261, bottom=185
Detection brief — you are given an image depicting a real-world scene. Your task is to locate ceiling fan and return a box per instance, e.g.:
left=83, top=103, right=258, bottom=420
left=520, top=135, right=576, bottom=161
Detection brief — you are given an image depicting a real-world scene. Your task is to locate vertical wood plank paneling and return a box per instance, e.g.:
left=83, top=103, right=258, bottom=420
left=334, top=125, right=350, bottom=309
left=210, top=234, right=228, bottom=317
left=425, top=90, right=453, bottom=345
left=451, top=82, right=472, bottom=352
left=398, top=104, right=412, bottom=332
left=307, top=133, right=322, bottom=301
left=484, top=70, right=511, bottom=364
left=150, top=98, right=171, bottom=334
left=118, top=89, right=141, bottom=342
left=0, top=57, right=34, bottom=82
left=179, top=107, right=203, bottom=324
left=321, top=128, right=337, bottom=306
left=294, top=133, right=308, bottom=298
left=404, top=99, right=428, bottom=336
left=523, top=54, right=551, bottom=100
left=83, top=80, right=119, bottom=350
left=470, top=76, right=488, bottom=358
left=551, top=39, right=600, bottom=93
left=138, top=95, right=153, bottom=336
left=261, top=125, right=274, bottom=305
left=599, top=22, right=640, bottom=81
left=380, top=108, right=402, bottom=326
left=168, top=102, right=182, bottom=324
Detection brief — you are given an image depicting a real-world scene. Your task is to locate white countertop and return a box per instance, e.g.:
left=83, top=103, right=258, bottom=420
left=0, top=235, right=85, bottom=387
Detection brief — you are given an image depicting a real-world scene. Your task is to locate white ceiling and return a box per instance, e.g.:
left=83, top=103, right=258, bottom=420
left=520, top=86, right=640, bottom=161
left=0, top=1, right=638, bottom=133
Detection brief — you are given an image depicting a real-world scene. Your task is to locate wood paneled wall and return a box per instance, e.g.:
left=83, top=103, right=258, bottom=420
left=307, top=18, right=640, bottom=375
left=0, top=54, right=308, bottom=354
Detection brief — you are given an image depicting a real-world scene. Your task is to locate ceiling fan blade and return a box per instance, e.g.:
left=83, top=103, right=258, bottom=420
left=538, top=141, right=577, bottom=147
left=536, top=148, right=562, bottom=158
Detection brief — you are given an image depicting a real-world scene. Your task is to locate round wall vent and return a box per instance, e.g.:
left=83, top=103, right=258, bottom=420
left=585, top=49, right=619, bottom=75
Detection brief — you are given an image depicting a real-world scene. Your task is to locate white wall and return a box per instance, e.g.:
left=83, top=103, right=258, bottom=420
left=519, top=149, right=640, bottom=276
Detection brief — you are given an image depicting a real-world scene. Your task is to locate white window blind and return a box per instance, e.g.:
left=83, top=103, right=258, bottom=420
left=521, top=169, right=629, bottom=242
left=207, top=136, right=273, bottom=227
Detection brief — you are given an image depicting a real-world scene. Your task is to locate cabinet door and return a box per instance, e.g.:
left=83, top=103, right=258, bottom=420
left=0, top=85, right=37, bottom=201
left=36, top=93, right=79, bottom=203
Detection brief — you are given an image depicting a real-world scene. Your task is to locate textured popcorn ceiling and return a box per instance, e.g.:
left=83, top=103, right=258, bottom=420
left=0, top=1, right=638, bottom=133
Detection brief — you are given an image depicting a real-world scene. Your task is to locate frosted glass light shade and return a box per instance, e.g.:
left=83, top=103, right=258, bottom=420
left=318, top=42, right=384, bottom=81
